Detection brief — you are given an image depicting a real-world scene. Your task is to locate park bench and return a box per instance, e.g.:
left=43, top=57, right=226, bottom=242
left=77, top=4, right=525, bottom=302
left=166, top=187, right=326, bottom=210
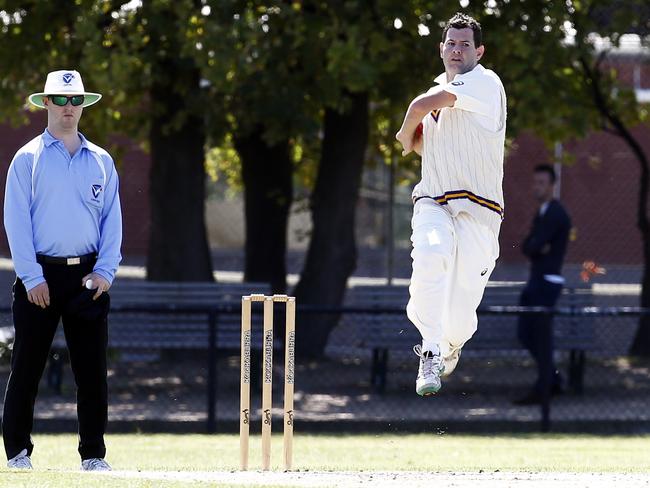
left=338, top=283, right=594, bottom=393
left=48, top=280, right=270, bottom=392
left=100, top=280, right=268, bottom=352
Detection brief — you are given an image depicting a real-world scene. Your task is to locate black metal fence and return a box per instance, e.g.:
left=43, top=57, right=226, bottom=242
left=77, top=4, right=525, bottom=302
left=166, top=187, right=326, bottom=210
left=1, top=299, right=649, bottom=434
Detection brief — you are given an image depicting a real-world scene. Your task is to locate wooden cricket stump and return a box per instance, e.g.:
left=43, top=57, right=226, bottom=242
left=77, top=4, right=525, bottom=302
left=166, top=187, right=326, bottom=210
left=240, top=294, right=296, bottom=471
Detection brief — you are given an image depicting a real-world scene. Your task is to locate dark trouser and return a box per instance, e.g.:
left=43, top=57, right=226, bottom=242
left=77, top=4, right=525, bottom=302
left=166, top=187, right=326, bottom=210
left=2, top=260, right=109, bottom=460
left=517, top=278, right=563, bottom=394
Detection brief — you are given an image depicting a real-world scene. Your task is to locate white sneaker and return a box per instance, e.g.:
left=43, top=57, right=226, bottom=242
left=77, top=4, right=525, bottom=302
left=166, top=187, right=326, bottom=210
left=413, top=344, right=444, bottom=396
left=81, top=458, right=112, bottom=471
left=7, top=449, right=32, bottom=469
left=441, top=347, right=462, bottom=377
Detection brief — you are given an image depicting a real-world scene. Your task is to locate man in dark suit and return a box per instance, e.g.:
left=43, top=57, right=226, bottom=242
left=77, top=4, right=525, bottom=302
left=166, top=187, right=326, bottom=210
left=515, top=164, right=571, bottom=405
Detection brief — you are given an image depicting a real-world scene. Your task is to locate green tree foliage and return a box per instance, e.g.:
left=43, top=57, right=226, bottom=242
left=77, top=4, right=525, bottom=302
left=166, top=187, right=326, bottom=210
left=0, top=0, right=214, bottom=281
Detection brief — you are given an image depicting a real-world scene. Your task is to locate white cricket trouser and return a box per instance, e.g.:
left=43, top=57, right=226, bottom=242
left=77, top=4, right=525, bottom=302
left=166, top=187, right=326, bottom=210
left=406, top=199, right=500, bottom=357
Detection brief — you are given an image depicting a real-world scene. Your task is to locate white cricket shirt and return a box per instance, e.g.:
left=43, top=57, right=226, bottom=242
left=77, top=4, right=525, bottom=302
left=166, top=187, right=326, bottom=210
left=412, top=64, right=507, bottom=235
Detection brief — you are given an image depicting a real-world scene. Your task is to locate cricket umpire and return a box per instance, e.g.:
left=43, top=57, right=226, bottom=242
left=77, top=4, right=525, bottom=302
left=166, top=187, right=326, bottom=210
left=2, top=70, right=122, bottom=470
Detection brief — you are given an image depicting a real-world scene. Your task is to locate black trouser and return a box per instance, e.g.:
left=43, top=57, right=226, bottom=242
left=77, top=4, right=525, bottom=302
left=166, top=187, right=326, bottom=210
left=2, top=260, right=109, bottom=460
left=517, top=278, right=563, bottom=393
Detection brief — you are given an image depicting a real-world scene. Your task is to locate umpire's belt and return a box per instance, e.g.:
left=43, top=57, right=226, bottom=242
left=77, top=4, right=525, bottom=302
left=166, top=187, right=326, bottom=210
left=36, top=253, right=97, bottom=266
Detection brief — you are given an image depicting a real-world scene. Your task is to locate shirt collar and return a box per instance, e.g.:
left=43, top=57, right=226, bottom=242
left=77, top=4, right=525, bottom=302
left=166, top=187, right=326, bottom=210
left=539, top=200, right=552, bottom=216
left=41, top=129, right=58, bottom=147
left=78, top=132, right=90, bottom=149
left=41, top=128, right=89, bottom=150
left=434, top=63, right=485, bottom=85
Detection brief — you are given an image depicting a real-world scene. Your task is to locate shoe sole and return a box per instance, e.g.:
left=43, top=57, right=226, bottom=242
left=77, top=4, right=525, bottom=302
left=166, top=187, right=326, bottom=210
left=416, top=384, right=441, bottom=396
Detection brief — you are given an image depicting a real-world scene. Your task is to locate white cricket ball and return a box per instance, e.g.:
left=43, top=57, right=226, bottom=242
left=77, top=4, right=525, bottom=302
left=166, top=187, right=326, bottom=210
left=85, top=279, right=94, bottom=290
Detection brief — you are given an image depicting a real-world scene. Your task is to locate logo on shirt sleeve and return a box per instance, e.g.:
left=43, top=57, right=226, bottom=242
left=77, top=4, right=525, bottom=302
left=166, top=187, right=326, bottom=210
left=431, top=109, right=441, bottom=122
left=91, top=184, right=103, bottom=198
left=451, top=81, right=464, bottom=86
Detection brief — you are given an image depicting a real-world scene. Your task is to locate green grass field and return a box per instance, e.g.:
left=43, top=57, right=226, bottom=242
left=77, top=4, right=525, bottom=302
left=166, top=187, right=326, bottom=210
left=0, top=433, right=649, bottom=487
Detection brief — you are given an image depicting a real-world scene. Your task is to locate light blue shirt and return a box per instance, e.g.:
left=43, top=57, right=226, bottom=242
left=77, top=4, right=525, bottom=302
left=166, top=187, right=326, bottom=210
left=4, top=129, right=122, bottom=290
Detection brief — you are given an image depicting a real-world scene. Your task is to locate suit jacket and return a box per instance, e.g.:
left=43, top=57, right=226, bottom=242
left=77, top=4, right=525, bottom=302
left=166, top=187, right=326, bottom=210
left=522, top=199, right=571, bottom=281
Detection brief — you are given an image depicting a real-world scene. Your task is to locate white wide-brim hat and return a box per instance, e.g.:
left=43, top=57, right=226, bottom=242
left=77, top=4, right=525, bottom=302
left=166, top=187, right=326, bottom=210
left=28, top=70, right=102, bottom=108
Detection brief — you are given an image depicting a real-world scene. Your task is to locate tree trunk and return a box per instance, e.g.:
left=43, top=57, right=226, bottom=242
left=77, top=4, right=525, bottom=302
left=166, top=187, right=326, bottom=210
left=631, top=238, right=650, bottom=356
left=579, top=55, right=650, bottom=356
left=146, top=60, right=213, bottom=281
left=607, top=122, right=650, bottom=356
left=628, top=131, right=650, bottom=356
left=234, top=129, right=292, bottom=293
left=294, top=92, right=369, bottom=358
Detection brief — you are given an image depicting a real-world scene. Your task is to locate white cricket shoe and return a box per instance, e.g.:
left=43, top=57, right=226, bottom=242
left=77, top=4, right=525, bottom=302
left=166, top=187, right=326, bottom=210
left=7, top=449, right=32, bottom=469
left=413, top=344, right=444, bottom=396
left=441, top=347, right=462, bottom=377
left=81, top=458, right=112, bottom=471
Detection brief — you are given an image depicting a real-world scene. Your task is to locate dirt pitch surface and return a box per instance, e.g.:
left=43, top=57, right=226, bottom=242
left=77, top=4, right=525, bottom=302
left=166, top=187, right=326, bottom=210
left=104, top=470, right=650, bottom=487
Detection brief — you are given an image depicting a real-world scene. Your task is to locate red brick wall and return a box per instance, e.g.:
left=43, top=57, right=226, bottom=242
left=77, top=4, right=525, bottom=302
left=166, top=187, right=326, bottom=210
left=0, top=112, right=150, bottom=257
left=500, top=126, right=649, bottom=265
left=110, top=135, right=150, bottom=255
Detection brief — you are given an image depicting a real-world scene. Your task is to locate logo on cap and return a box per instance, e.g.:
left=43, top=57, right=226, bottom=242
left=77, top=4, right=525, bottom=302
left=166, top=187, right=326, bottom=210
left=62, top=73, right=75, bottom=85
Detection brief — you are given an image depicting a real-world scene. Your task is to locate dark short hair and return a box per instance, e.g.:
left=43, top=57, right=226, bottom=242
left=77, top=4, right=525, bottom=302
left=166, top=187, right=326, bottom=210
left=534, top=164, right=556, bottom=184
left=442, top=12, right=482, bottom=47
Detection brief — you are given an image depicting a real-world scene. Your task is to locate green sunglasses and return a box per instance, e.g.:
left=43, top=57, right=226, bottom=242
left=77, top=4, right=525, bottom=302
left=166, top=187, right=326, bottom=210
left=48, top=95, right=85, bottom=107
